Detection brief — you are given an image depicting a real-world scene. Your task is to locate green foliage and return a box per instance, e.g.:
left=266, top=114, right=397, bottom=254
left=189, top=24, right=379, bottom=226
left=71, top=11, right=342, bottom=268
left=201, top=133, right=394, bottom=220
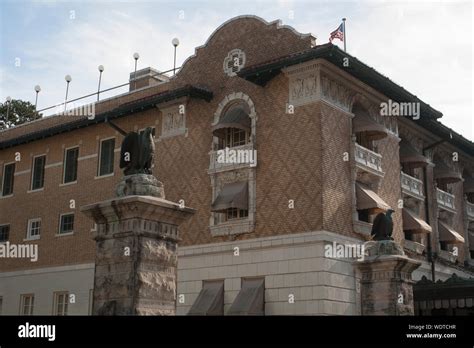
left=0, top=99, right=42, bottom=130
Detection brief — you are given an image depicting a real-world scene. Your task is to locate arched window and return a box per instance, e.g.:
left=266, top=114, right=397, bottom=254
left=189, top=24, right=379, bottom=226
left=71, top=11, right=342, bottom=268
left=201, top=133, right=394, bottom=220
left=352, top=103, right=388, bottom=152
left=212, top=103, right=251, bottom=150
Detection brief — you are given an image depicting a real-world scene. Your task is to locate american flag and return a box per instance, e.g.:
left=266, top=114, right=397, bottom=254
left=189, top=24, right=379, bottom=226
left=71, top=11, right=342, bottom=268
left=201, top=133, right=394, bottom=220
left=329, top=23, right=344, bottom=43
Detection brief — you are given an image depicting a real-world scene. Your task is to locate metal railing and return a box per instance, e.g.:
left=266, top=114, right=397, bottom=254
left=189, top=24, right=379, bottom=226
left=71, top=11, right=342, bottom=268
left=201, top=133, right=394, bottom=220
left=36, top=67, right=181, bottom=115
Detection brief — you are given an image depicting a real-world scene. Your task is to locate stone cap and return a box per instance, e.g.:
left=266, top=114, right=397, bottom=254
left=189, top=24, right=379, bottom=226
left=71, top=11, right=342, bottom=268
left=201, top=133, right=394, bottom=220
left=81, top=195, right=195, bottom=227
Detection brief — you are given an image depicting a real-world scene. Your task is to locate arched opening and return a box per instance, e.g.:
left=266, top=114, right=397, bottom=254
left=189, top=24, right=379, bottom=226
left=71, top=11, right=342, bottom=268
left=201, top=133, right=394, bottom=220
left=352, top=103, right=388, bottom=153
left=212, top=102, right=251, bottom=151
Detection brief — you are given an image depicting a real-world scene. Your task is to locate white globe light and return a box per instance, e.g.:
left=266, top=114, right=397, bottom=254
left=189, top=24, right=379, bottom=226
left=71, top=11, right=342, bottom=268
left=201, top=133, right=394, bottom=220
left=98, top=65, right=104, bottom=72
left=6, top=96, right=12, bottom=102
left=172, top=38, right=180, bottom=47
left=35, top=85, right=41, bottom=92
left=65, top=75, right=72, bottom=82
left=133, top=52, right=140, bottom=60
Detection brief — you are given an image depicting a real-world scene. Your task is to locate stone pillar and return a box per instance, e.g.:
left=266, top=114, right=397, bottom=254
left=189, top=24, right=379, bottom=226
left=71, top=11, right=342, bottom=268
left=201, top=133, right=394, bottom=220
left=81, top=175, right=194, bottom=315
left=355, top=240, right=421, bottom=315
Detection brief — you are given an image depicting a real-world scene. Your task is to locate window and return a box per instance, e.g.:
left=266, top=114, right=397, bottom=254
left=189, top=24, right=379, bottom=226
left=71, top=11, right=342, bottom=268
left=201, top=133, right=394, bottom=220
left=53, top=292, right=69, bottom=316
left=0, top=225, right=9, bottom=242
left=98, top=138, right=115, bottom=176
left=31, top=155, right=46, bottom=190
left=0, top=296, right=3, bottom=315
left=225, top=208, right=248, bottom=221
left=219, top=128, right=248, bottom=149
left=59, top=214, right=74, bottom=234
left=357, top=209, right=370, bottom=223
left=404, top=230, right=414, bottom=241
left=356, top=133, right=375, bottom=152
left=20, top=294, right=34, bottom=315
left=27, top=219, right=41, bottom=240
left=63, top=147, right=79, bottom=183
left=2, top=163, right=15, bottom=196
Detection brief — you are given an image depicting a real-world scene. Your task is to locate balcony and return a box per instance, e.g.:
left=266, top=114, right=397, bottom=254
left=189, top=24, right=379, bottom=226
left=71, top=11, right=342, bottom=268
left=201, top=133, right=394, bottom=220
left=208, top=143, right=256, bottom=173
left=438, top=249, right=457, bottom=263
left=404, top=239, right=425, bottom=255
left=466, top=201, right=474, bottom=221
left=437, top=188, right=456, bottom=213
left=354, top=143, right=383, bottom=177
left=401, top=172, right=424, bottom=201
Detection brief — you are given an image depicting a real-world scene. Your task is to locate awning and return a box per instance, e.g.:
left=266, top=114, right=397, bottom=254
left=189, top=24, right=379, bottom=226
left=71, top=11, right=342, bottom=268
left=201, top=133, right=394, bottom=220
left=353, top=113, right=388, bottom=141
left=212, top=106, right=251, bottom=138
left=464, top=177, right=474, bottom=193
left=399, top=140, right=429, bottom=168
left=211, top=181, right=248, bottom=212
left=188, top=281, right=224, bottom=316
left=402, top=208, right=432, bottom=234
left=434, top=161, right=463, bottom=184
left=438, top=221, right=465, bottom=244
left=356, top=183, right=391, bottom=212
left=227, top=278, right=264, bottom=315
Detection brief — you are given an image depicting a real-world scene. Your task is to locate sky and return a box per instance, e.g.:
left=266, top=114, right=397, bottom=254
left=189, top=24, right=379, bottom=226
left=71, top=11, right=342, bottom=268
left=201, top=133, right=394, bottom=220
left=0, top=0, right=472, bottom=140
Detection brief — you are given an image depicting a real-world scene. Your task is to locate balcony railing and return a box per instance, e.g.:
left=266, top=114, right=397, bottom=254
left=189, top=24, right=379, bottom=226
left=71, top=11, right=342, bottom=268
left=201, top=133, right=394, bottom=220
left=354, top=143, right=383, bottom=176
left=404, top=239, right=425, bottom=255
left=209, top=143, right=256, bottom=173
left=438, top=249, right=457, bottom=263
left=466, top=201, right=474, bottom=220
left=401, top=171, right=424, bottom=200
left=437, top=188, right=456, bottom=212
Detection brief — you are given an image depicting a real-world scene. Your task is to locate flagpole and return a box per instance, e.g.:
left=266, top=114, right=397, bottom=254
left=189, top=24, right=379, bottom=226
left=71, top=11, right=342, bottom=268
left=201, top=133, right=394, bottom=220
left=342, top=18, right=346, bottom=52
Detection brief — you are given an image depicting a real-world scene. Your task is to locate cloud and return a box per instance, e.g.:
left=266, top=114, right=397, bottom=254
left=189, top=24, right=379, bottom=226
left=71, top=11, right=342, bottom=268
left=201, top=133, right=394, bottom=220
left=0, top=0, right=472, bottom=140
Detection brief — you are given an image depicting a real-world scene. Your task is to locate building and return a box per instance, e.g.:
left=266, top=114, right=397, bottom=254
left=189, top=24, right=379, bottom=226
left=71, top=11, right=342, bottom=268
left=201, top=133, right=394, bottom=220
left=0, top=15, right=473, bottom=316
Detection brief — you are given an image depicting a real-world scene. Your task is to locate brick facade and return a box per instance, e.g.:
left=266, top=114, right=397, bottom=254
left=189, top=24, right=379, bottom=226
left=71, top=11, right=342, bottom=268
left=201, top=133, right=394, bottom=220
left=0, top=15, right=473, bottom=315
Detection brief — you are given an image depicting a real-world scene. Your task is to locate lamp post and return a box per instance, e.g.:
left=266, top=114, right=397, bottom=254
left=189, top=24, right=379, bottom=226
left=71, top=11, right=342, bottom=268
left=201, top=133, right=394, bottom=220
left=5, top=96, right=12, bottom=126
left=64, top=75, right=72, bottom=112
left=97, top=65, right=104, bottom=101
left=133, top=53, right=140, bottom=90
left=34, top=85, right=41, bottom=110
left=172, top=38, right=179, bottom=75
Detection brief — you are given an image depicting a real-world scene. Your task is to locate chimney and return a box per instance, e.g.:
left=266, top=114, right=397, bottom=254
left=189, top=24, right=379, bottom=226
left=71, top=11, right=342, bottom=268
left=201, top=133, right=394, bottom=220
left=129, top=67, right=169, bottom=91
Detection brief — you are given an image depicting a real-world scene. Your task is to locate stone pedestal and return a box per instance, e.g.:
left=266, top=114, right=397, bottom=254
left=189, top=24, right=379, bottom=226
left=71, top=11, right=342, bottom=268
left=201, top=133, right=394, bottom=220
left=116, top=174, right=165, bottom=198
left=355, top=240, right=421, bottom=315
left=81, top=195, right=194, bottom=315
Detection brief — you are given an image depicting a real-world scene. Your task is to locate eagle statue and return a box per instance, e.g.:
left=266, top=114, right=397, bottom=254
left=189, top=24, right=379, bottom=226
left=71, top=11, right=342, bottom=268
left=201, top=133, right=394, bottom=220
left=119, top=127, right=155, bottom=175
left=371, top=209, right=395, bottom=241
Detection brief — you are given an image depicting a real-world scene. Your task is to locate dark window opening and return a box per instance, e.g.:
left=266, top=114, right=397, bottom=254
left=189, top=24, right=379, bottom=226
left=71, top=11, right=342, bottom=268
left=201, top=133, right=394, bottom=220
left=31, top=156, right=46, bottom=190
left=64, top=148, right=79, bottom=183
left=358, top=209, right=370, bottom=223
left=59, top=214, right=74, bottom=234
left=2, top=163, right=15, bottom=196
left=98, top=139, right=115, bottom=176
left=0, top=225, right=10, bottom=242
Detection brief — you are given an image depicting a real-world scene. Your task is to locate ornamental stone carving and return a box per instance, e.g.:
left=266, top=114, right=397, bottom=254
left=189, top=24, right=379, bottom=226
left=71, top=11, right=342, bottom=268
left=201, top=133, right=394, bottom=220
left=321, top=74, right=353, bottom=112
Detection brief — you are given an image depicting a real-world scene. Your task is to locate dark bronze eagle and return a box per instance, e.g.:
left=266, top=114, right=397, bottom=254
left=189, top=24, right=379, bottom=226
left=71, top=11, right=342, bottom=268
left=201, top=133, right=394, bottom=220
left=371, top=209, right=395, bottom=241
left=119, top=127, right=155, bottom=175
